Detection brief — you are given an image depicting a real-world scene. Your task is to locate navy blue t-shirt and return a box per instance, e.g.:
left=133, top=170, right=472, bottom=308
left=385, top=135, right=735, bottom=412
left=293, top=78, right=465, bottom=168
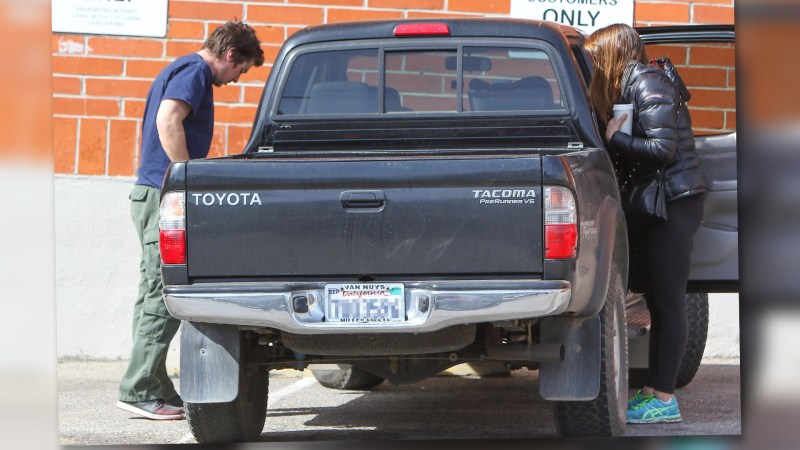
left=136, top=53, right=214, bottom=189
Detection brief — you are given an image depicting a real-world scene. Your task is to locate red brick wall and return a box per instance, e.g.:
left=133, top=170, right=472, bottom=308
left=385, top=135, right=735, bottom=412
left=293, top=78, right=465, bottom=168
left=52, top=0, right=735, bottom=176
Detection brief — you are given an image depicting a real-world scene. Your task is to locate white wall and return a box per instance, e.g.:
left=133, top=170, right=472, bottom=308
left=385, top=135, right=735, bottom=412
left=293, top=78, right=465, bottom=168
left=54, top=175, right=739, bottom=370
left=55, top=175, right=180, bottom=370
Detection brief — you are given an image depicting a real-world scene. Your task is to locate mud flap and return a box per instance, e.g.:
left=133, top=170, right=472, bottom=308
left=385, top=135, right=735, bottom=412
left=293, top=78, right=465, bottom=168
left=538, top=315, right=601, bottom=400
left=180, top=321, right=241, bottom=403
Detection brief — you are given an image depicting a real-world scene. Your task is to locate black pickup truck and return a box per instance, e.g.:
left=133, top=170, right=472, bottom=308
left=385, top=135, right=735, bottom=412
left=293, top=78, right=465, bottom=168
left=158, top=19, right=736, bottom=443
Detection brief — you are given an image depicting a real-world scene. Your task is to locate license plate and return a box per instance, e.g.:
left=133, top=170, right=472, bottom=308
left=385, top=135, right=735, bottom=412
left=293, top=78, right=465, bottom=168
left=325, top=283, right=405, bottom=324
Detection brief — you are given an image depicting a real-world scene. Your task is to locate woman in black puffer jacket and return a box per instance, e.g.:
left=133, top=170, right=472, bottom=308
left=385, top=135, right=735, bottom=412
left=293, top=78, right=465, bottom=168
left=585, top=23, right=706, bottom=424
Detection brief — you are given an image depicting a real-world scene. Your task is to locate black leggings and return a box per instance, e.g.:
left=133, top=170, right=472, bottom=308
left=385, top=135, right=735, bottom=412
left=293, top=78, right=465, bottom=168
left=627, top=193, right=705, bottom=394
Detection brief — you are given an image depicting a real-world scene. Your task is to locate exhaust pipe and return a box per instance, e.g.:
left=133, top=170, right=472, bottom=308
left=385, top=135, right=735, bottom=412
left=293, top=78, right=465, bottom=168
left=486, top=343, right=564, bottom=363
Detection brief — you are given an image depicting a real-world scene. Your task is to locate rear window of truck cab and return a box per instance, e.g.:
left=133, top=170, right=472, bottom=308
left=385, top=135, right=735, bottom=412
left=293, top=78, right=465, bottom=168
left=276, top=44, right=567, bottom=116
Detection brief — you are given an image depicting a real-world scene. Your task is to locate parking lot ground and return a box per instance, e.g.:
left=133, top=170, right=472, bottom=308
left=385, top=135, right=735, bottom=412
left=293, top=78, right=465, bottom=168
left=57, top=360, right=740, bottom=445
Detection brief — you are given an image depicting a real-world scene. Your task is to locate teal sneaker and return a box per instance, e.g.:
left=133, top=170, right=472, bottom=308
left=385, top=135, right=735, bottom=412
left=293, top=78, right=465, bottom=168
left=627, top=394, right=682, bottom=424
left=627, top=390, right=646, bottom=409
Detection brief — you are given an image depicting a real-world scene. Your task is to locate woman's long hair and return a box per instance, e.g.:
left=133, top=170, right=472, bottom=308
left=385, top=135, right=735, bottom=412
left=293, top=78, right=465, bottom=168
left=584, top=23, right=648, bottom=124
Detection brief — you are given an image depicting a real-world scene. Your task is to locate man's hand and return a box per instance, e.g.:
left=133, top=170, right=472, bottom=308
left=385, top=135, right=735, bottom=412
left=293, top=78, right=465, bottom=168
left=156, top=99, right=192, bottom=162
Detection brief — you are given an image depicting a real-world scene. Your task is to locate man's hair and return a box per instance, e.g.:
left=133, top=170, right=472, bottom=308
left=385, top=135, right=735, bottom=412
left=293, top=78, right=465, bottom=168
left=202, top=21, right=265, bottom=67
left=584, top=23, right=648, bottom=123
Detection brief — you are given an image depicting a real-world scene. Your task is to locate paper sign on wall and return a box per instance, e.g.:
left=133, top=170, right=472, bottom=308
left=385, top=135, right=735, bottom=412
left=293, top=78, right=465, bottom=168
left=510, top=0, right=634, bottom=35
left=52, top=0, right=169, bottom=37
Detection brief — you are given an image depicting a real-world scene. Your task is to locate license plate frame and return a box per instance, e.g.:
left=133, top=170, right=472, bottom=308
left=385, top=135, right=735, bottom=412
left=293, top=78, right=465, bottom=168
left=324, top=283, right=405, bottom=325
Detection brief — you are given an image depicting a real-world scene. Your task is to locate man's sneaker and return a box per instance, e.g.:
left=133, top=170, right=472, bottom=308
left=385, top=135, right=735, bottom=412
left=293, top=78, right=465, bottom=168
left=165, top=394, right=183, bottom=408
left=117, top=399, right=185, bottom=420
left=627, top=394, right=682, bottom=424
left=627, top=390, right=646, bottom=409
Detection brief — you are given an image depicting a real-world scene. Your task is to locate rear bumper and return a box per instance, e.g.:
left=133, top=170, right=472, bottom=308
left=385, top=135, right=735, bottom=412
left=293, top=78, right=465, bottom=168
left=164, top=279, right=571, bottom=334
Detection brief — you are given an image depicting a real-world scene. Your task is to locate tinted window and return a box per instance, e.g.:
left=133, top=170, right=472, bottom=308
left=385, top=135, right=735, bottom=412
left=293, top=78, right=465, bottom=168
left=277, top=45, right=564, bottom=116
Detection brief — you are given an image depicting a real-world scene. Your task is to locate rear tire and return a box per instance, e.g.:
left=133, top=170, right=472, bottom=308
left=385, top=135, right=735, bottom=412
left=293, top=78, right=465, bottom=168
left=185, top=365, right=269, bottom=443
left=554, top=269, right=628, bottom=437
left=311, top=364, right=385, bottom=390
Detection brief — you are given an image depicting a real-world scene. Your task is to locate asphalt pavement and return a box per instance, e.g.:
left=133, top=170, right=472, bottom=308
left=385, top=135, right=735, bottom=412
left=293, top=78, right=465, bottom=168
left=57, top=360, right=740, bottom=446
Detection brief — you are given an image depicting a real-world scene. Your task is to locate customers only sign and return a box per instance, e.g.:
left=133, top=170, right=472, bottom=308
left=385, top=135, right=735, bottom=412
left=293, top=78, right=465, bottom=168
left=510, top=0, right=634, bottom=34
left=52, top=0, right=168, bottom=37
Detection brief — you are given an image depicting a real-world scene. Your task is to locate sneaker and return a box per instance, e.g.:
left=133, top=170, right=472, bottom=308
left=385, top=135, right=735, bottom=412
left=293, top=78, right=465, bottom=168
left=627, top=394, right=682, bottom=424
left=165, top=394, right=183, bottom=408
left=627, top=390, right=646, bottom=409
left=117, top=399, right=185, bottom=420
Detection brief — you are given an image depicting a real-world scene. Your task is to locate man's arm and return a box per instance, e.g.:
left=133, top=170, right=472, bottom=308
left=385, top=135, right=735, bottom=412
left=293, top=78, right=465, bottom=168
left=155, top=99, right=193, bottom=162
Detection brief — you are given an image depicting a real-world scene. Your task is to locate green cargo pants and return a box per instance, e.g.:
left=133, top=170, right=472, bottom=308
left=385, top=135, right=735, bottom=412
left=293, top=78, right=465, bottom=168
left=118, top=185, right=181, bottom=402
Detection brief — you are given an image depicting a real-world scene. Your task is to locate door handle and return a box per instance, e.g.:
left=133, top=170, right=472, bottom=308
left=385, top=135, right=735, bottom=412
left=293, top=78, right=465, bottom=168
left=340, top=190, right=386, bottom=210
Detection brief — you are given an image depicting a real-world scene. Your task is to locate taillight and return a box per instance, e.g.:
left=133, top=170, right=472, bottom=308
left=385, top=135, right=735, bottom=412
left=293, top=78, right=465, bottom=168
left=393, top=23, right=450, bottom=37
left=159, top=191, right=186, bottom=264
left=544, top=186, right=577, bottom=259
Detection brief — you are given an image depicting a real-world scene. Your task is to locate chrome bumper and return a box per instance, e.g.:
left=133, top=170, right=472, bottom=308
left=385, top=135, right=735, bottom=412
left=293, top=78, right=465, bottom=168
left=164, top=280, right=571, bottom=334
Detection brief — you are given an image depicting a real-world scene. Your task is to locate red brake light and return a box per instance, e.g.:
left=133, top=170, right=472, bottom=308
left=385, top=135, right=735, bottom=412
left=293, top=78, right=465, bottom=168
left=159, top=191, right=186, bottom=265
left=393, top=23, right=450, bottom=37
left=160, top=229, right=186, bottom=265
left=544, top=186, right=578, bottom=259
left=545, top=224, right=578, bottom=259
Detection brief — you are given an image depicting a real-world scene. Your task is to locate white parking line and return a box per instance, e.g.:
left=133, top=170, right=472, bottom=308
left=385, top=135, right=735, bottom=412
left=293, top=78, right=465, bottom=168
left=178, top=377, right=318, bottom=443
left=268, top=376, right=318, bottom=408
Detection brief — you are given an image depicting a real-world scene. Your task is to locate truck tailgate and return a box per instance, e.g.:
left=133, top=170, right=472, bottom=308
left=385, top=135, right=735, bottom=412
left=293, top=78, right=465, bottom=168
left=185, top=155, right=543, bottom=278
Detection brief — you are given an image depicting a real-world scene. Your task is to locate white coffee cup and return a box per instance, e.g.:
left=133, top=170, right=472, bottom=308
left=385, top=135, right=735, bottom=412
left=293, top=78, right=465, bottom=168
left=613, top=103, right=634, bottom=135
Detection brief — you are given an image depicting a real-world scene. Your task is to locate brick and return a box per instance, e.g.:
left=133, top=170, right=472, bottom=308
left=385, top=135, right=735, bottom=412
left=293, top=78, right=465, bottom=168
left=108, top=120, right=138, bottom=176
left=725, top=111, right=736, bottom=130
left=87, top=37, right=164, bottom=58
left=369, top=0, right=445, bottom=10
left=208, top=125, right=227, bottom=158
left=215, top=105, right=258, bottom=124
left=728, top=69, right=736, bottom=88
left=167, top=20, right=206, bottom=40
left=170, top=2, right=244, bottom=21
left=124, top=100, right=146, bottom=119
left=214, top=85, right=242, bottom=103
left=78, top=118, right=107, bottom=175
left=680, top=67, right=728, bottom=89
left=52, top=56, right=124, bottom=76
left=244, top=86, right=265, bottom=104
left=690, top=45, right=735, bottom=68
left=691, top=88, right=736, bottom=110
left=53, top=97, right=120, bottom=117
left=250, top=25, right=286, bottom=45
left=248, top=5, right=324, bottom=25
left=688, top=108, right=724, bottom=130
left=449, top=0, right=509, bottom=15
left=53, top=35, right=87, bottom=54
left=127, top=59, right=170, bottom=79
left=693, top=5, right=735, bottom=25
left=167, top=40, right=203, bottom=58
left=328, top=8, right=406, bottom=23
left=53, top=117, right=78, bottom=174
left=407, top=11, right=478, bottom=19
left=286, top=0, right=362, bottom=6
left=53, top=76, right=81, bottom=95
left=227, top=126, right=252, bottom=154
left=645, top=44, right=690, bottom=65
left=634, top=3, right=690, bottom=23
left=85, top=78, right=152, bottom=98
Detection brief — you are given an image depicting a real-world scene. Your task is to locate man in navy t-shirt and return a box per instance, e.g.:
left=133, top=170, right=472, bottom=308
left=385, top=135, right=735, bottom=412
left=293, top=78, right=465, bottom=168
left=117, top=21, right=264, bottom=421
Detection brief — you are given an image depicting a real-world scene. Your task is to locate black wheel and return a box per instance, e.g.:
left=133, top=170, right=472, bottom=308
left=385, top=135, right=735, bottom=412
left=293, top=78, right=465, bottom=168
left=311, top=364, right=385, bottom=390
left=185, top=365, right=269, bottom=444
left=554, top=269, right=628, bottom=437
left=676, top=292, right=709, bottom=388
left=628, top=292, right=709, bottom=389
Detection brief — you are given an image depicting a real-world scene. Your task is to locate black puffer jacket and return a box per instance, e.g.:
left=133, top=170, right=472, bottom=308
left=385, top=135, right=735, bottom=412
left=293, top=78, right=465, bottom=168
left=609, top=62, right=706, bottom=202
